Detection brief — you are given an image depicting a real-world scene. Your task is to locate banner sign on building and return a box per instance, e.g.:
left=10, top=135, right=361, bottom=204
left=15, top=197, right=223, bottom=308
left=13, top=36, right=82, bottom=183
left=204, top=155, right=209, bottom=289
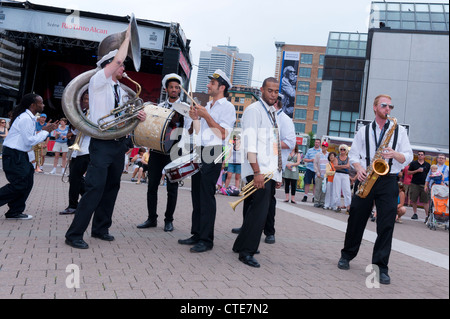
left=279, top=51, right=299, bottom=119
left=0, top=7, right=165, bottom=51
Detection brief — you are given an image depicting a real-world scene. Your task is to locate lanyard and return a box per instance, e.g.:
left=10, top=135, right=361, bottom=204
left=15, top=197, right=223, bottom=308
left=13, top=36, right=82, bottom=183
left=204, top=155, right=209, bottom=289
left=259, top=101, right=276, bottom=127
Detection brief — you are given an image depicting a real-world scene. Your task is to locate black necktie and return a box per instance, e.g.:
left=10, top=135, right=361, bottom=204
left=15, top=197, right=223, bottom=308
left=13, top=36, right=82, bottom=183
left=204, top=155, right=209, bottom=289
left=113, top=84, right=119, bottom=109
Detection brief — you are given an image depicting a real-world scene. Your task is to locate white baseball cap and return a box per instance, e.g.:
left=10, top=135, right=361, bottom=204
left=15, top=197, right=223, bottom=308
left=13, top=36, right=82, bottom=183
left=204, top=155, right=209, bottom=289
left=208, top=69, right=232, bottom=89
left=162, top=73, right=183, bottom=88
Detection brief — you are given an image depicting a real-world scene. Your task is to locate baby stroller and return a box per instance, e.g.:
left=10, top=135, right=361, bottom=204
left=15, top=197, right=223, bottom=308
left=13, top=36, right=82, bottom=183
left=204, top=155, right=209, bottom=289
left=426, top=184, right=449, bottom=231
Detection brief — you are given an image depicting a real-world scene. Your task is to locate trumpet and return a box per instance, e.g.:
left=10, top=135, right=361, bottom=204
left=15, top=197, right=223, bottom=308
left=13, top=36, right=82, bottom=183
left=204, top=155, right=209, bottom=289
left=97, top=72, right=144, bottom=131
left=61, top=134, right=84, bottom=183
left=229, top=172, right=274, bottom=211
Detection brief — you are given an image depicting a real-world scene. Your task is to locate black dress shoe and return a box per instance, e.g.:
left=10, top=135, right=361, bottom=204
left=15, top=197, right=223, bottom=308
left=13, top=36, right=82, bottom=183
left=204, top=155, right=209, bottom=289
left=164, top=221, right=174, bottom=232
left=59, top=207, right=76, bottom=215
left=239, top=255, right=260, bottom=268
left=190, top=242, right=212, bottom=253
left=137, top=219, right=157, bottom=229
left=92, top=233, right=115, bottom=241
left=265, top=235, right=275, bottom=244
left=379, top=272, right=391, bottom=285
left=178, top=236, right=199, bottom=245
left=231, top=227, right=241, bottom=234
left=337, top=257, right=350, bottom=270
left=65, top=238, right=89, bottom=249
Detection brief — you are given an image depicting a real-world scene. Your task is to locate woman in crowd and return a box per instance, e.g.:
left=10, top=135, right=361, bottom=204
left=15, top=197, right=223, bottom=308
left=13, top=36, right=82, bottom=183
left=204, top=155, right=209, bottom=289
left=283, top=144, right=301, bottom=203
left=333, top=144, right=352, bottom=213
left=324, top=152, right=338, bottom=210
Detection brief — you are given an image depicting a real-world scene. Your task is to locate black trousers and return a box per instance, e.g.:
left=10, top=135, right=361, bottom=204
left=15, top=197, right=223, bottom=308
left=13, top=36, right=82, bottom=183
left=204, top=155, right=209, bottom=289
left=233, top=179, right=275, bottom=257
left=190, top=146, right=222, bottom=248
left=65, top=138, right=126, bottom=241
left=146, top=151, right=178, bottom=222
left=68, top=154, right=90, bottom=209
left=0, top=147, right=34, bottom=216
left=341, top=175, right=399, bottom=273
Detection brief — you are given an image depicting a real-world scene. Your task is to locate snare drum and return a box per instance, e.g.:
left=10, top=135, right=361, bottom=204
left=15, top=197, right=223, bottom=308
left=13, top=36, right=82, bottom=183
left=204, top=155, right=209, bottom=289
left=132, top=103, right=183, bottom=154
left=164, top=152, right=202, bottom=183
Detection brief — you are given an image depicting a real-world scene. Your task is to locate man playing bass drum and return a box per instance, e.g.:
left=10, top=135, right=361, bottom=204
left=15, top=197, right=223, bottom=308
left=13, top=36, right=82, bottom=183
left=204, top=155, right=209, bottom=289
left=337, top=94, right=413, bottom=285
left=137, top=73, right=184, bottom=232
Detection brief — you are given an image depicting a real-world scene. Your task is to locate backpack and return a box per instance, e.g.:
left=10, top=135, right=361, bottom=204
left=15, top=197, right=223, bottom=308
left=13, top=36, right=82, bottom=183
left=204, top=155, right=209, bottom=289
left=226, top=185, right=240, bottom=196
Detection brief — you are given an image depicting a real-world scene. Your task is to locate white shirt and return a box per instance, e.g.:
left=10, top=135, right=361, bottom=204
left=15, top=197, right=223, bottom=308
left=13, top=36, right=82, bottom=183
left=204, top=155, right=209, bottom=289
left=349, top=119, right=413, bottom=174
left=277, top=109, right=296, bottom=169
left=241, top=100, right=282, bottom=183
left=198, top=97, right=236, bottom=147
left=3, top=110, right=49, bottom=152
left=88, top=68, right=127, bottom=126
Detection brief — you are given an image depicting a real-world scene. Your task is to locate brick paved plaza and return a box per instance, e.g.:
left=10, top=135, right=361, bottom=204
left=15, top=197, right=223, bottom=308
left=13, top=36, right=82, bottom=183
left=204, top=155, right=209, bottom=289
left=0, top=162, right=448, bottom=300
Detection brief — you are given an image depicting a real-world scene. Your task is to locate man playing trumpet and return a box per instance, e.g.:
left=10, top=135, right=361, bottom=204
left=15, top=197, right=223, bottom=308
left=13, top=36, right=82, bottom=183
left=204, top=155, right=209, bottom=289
left=232, top=77, right=283, bottom=268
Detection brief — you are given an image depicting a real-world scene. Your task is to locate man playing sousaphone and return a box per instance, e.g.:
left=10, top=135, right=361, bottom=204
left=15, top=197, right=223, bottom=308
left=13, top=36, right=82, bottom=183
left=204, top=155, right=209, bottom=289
left=137, top=73, right=184, bottom=232
left=65, top=24, right=146, bottom=249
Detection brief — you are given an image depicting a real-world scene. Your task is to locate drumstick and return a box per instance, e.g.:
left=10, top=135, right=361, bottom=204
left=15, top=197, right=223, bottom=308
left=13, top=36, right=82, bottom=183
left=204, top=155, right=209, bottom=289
left=181, top=87, right=201, bottom=109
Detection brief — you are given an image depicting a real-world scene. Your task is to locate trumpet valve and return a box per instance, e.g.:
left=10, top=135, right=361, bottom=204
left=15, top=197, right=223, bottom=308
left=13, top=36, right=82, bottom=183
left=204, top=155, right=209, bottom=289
left=69, top=144, right=81, bottom=152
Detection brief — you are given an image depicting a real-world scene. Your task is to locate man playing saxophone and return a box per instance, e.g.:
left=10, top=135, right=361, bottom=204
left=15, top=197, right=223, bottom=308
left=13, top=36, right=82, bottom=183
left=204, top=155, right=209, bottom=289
left=337, top=94, right=413, bottom=285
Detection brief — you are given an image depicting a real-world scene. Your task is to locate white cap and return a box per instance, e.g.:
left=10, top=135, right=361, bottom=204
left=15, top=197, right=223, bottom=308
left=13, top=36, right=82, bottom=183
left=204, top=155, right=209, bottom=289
left=208, top=69, right=232, bottom=89
left=162, top=73, right=183, bottom=88
left=96, top=49, right=118, bottom=68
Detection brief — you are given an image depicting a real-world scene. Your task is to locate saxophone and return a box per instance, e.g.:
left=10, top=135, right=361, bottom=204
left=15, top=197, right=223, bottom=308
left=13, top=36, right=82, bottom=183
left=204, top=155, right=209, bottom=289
left=356, top=116, right=397, bottom=198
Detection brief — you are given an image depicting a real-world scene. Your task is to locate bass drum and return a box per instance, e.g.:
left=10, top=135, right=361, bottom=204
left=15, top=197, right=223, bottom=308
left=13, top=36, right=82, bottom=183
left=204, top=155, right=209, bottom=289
left=132, top=103, right=184, bottom=154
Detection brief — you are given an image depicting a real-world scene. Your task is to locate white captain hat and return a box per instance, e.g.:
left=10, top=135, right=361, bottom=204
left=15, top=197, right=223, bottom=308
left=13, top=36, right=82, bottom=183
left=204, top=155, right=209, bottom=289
left=208, top=69, right=232, bottom=89
left=162, top=73, right=183, bottom=88
left=96, top=49, right=118, bottom=68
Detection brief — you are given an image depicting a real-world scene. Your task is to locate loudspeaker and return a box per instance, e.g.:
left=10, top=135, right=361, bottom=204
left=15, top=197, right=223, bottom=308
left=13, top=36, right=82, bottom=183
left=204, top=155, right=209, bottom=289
left=162, top=48, right=180, bottom=75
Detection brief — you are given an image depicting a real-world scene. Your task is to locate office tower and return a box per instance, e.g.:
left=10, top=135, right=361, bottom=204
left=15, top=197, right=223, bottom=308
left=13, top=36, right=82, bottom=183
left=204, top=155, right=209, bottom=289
left=195, top=45, right=254, bottom=92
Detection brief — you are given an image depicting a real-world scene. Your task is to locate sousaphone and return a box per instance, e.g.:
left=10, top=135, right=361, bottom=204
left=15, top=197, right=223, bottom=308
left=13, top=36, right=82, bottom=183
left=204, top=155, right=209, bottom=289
left=62, top=13, right=141, bottom=140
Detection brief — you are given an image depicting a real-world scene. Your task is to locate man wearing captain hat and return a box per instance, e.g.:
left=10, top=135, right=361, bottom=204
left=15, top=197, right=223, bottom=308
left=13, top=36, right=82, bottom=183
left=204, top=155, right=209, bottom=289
left=137, top=73, right=184, bottom=232
left=178, top=69, right=236, bottom=253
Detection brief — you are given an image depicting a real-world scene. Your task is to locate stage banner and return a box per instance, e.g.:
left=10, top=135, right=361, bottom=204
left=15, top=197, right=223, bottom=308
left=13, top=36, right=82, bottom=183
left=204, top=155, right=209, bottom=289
left=0, top=7, right=165, bottom=51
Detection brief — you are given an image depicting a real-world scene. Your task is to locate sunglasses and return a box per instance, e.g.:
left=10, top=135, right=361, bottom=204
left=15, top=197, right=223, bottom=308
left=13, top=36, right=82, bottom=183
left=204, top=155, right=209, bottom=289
left=380, top=103, right=394, bottom=110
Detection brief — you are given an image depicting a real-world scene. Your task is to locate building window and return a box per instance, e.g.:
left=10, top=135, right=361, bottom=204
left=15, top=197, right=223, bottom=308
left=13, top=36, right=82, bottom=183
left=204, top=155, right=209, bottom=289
left=297, top=81, right=310, bottom=93
left=298, top=67, right=311, bottom=78
left=296, top=95, right=308, bottom=106
left=300, top=53, right=313, bottom=64
left=312, top=124, right=317, bottom=134
left=314, top=96, right=320, bottom=107
left=316, top=82, right=322, bottom=93
left=317, top=68, right=323, bottom=79
left=313, top=111, right=319, bottom=121
left=319, top=55, right=325, bottom=65
left=294, top=109, right=307, bottom=120
left=328, top=110, right=359, bottom=138
left=294, top=123, right=306, bottom=133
